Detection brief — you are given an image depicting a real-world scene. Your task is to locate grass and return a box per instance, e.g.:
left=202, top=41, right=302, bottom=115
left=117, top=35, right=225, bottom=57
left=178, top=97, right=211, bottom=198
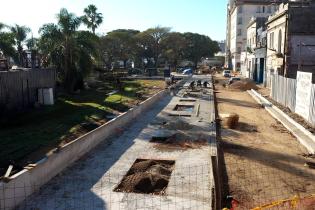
left=0, top=80, right=165, bottom=173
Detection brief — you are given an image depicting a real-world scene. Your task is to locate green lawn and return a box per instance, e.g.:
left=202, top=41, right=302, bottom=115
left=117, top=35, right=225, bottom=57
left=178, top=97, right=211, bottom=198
left=0, top=80, right=165, bottom=174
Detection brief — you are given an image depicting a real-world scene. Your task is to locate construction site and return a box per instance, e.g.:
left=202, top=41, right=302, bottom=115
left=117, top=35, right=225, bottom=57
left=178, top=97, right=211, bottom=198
left=1, top=74, right=315, bottom=210
left=0, top=75, right=218, bottom=210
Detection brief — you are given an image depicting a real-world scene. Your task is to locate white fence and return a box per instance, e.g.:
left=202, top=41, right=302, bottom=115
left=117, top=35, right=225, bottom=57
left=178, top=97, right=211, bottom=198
left=271, top=74, right=315, bottom=126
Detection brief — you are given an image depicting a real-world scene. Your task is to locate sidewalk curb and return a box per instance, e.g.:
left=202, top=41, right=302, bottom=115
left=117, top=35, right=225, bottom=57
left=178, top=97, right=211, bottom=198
left=247, top=89, right=315, bottom=154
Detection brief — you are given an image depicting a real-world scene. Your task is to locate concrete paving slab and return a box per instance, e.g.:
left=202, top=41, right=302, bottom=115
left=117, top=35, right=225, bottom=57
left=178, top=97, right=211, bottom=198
left=17, top=76, right=216, bottom=210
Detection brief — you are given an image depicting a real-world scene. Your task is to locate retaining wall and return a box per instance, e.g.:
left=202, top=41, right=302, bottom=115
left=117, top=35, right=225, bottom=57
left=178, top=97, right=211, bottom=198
left=0, top=89, right=168, bottom=210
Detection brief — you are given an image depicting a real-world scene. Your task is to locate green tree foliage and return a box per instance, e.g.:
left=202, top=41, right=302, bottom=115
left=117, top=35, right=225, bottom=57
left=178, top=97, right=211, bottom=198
left=0, top=23, right=16, bottom=58
left=38, top=8, right=99, bottom=92
left=100, top=29, right=140, bottom=69
left=136, top=26, right=171, bottom=67
left=81, top=4, right=103, bottom=34
left=161, top=32, right=187, bottom=69
left=26, top=37, right=39, bottom=50
left=182, top=32, right=220, bottom=68
left=10, top=24, right=30, bottom=64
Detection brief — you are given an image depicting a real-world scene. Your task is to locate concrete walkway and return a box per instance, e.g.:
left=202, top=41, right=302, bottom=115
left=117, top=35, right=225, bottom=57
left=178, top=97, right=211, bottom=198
left=18, top=76, right=216, bottom=210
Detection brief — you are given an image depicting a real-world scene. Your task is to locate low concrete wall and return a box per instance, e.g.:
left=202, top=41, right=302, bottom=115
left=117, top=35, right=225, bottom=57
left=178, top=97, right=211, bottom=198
left=0, top=90, right=167, bottom=210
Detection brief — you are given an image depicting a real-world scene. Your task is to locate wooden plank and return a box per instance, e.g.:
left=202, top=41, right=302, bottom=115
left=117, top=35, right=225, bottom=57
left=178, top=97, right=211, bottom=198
left=4, top=165, right=13, bottom=178
left=0, top=69, right=56, bottom=111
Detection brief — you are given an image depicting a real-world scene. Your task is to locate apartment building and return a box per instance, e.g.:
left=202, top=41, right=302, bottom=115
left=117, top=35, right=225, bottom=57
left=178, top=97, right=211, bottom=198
left=225, top=0, right=282, bottom=71
left=242, top=17, right=267, bottom=82
left=266, top=0, right=315, bottom=84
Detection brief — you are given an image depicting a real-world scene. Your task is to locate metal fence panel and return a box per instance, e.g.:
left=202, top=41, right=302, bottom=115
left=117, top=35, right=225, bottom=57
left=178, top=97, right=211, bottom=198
left=286, top=78, right=297, bottom=112
left=308, top=84, right=315, bottom=125
left=270, top=74, right=315, bottom=126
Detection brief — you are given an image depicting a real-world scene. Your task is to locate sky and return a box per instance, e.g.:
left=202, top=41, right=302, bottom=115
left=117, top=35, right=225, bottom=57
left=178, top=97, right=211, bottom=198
left=0, top=0, right=227, bottom=41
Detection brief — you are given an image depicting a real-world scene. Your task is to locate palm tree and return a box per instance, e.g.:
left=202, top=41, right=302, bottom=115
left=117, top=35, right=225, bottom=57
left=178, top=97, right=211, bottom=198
left=81, top=4, right=103, bottom=34
left=0, top=23, right=16, bottom=59
left=11, top=24, right=30, bottom=65
left=38, top=8, right=98, bottom=92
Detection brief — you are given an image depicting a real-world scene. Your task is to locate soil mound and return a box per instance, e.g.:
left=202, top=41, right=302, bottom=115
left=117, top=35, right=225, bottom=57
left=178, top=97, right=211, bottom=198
left=229, top=80, right=258, bottom=91
left=151, top=133, right=208, bottom=150
left=114, top=159, right=175, bottom=194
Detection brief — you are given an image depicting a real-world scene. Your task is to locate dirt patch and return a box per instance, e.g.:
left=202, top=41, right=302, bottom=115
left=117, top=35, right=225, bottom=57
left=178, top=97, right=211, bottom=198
left=229, top=79, right=258, bottom=91
left=163, top=119, right=192, bottom=130
left=266, top=96, right=315, bottom=134
left=214, top=74, right=315, bottom=209
left=150, top=134, right=208, bottom=150
left=270, top=121, right=291, bottom=134
left=114, top=159, right=175, bottom=194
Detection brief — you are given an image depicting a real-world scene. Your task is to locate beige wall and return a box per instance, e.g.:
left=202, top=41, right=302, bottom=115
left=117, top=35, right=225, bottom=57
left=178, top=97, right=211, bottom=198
left=228, top=3, right=278, bottom=71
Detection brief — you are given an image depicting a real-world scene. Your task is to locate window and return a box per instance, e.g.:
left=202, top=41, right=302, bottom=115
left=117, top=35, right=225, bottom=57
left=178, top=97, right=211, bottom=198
left=278, top=30, right=282, bottom=53
left=237, top=17, right=242, bottom=25
left=267, top=6, right=272, bottom=13
left=236, top=62, right=241, bottom=68
left=263, top=6, right=265, bottom=13
left=238, top=6, right=243, bottom=14
left=237, top=29, right=242, bottom=36
left=269, top=32, right=274, bottom=49
left=256, top=6, right=261, bottom=13
left=237, top=47, right=241, bottom=53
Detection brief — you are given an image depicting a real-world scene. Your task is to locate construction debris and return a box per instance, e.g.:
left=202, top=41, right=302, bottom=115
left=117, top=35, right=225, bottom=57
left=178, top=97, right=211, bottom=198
left=229, top=79, right=258, bottom=91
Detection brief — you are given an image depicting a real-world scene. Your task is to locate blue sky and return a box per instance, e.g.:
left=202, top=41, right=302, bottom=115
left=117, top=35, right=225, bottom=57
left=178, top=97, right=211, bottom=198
left=0, top=0, right=227, bottom=41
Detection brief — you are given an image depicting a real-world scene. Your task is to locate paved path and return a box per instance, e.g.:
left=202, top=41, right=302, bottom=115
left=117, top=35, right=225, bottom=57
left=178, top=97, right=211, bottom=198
left=18, top=77, right=216, bottom=210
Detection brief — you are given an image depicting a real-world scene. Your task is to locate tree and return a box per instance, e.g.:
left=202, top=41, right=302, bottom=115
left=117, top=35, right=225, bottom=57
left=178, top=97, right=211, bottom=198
left=0, top=23, right=16, bottom=58
left=101, top=29, right=140, bottom=69
left=26, top=37, right=39, bottom=50
left=38, top=8, right=99, bottom=92
left=161, top=32, right=187, bottom=69
left=182, top=33, right=220, bottom=68
left=137, top=26, right=170, bottom=67
left=11, top=24, right=30, bottom=65
left=81, top=4, right=103, bottom=34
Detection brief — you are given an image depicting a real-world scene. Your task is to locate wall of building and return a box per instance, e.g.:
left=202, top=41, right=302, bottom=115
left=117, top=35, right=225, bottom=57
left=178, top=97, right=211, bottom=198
left=228, top=2, right=278, bottom=71
left=0, top=69, right=56, bottom=114
left=265, top=5, right=287, bottom=87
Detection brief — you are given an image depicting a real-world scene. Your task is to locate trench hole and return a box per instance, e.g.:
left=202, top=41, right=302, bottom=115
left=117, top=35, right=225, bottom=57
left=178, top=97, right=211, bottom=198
left=179, top=99, right=196, bottom=102
left=114, top=159, right=175, bottom=195
left=173, top=104, right=194, bottom=112
left=168, top=114, right=192, bottom=117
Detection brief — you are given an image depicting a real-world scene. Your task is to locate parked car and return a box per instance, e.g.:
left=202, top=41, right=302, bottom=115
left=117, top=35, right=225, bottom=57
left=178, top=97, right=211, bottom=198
left=227, top=77, right=241, bottom=85
left=222, top=70, right=231, bottom=77
left=182, top=68, right=193, bottom=75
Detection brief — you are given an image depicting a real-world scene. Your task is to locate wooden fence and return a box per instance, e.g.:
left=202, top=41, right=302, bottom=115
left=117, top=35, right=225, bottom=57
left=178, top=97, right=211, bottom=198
left=0, top=68, right=56, bottom=113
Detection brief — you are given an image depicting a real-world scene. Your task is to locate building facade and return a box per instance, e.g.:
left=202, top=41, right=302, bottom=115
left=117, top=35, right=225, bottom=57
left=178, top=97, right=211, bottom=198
left=266, top=1, right=315, bottom=85
left=242, top=17, right=267, bottom=83
left=225, top=0, right=282, bottom=71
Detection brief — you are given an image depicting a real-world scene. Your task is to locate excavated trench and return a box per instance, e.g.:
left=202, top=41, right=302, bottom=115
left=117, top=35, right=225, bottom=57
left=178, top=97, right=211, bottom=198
left=114, top=159, right=175, bottom=195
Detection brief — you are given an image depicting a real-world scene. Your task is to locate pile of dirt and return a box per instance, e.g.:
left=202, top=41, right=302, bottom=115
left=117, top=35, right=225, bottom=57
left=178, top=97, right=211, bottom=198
left=229, top=80, right=258, bottom=91
left=114, top=159, right=175, bottom=194
left=151, top=133, right=208, bottom=150
left=198, top=65, right=213, bottom=74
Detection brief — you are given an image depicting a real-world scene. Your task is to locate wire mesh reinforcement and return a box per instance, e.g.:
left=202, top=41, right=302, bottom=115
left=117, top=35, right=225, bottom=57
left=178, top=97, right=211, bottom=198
left=220, top=155, right=315, bottom=210
left=0, top=164, right=213, bottom=210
